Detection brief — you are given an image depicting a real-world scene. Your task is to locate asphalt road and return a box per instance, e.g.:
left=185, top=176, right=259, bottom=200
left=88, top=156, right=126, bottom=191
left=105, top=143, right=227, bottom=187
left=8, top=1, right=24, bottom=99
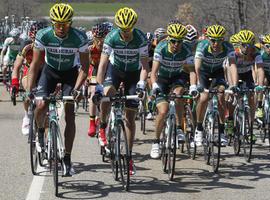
left=1, top=84, right=270, bottom=200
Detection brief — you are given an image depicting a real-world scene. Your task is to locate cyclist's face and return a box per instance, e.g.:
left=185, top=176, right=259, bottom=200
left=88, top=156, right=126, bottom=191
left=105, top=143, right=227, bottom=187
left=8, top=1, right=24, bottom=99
left=168, top=37, right=183, bottom=53
left=120, top=28, right=133, bottom=41
left=264, top=44, right=270, bottom=54
left=240, top=43, right=253, bottom=55
left=209, top=37, right=223, bottom=51
left=94, top=37, right=104, bottom=50
left=52, top=21, right=71, bottom=38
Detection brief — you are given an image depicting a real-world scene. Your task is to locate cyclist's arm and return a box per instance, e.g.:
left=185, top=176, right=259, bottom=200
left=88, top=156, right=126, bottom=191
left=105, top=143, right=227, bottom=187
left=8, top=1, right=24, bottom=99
left=27, top=48, right=44, bottom=92
left=0, top=46, right=7, bottom=65
left=96, top=53, right=109, bottom=84
left=140, top=57, right=149, bottom=82
left=194, top=58, right=202, bottom=84
left=74, top=52, right=89, bottom=90
left=256, top=62, right=265, bottom=86
left=11, top=54, right=24, bottom=79
left=150, top=60, right=160, bottom=84
left=228, top=57, right=238, bottom=86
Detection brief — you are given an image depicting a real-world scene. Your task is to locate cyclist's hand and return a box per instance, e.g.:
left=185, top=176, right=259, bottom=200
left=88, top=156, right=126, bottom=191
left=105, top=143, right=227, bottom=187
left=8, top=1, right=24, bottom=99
left=152, top=82, right=161, bottom=96
left=11, top=78, right=19, bottom=95
left=71, top=89, right=81, bottom=101
left=196, top=84, right=204, bottom=93
left=189, top=84, right=199, bottom=98
left=255, top=85, right=265, bottom=92
left=229, top=85, right=240, bottom=94
left=136, top=80, right=146, bottom=91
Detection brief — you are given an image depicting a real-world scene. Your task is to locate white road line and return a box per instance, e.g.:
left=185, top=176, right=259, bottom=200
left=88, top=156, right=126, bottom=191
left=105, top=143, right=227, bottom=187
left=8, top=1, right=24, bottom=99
left=25, top=164, right=47, bottom=200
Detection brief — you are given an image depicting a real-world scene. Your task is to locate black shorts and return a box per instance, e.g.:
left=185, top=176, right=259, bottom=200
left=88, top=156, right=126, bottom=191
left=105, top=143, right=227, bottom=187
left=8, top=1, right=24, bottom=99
left=103, top=62, right=140, bottom=109
left=199, top=68, right=227, bottom=89
left=36, top=64, right=78, bottom=97
left=238, top=71, right=255, bottom=89
left=156, top=73, right=188, bottom=104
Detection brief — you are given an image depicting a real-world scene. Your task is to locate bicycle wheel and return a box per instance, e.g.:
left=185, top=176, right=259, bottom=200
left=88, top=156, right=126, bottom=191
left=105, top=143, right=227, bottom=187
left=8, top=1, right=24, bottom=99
left=108, top=123, right=119, bottom=181
left=117, top=121, right=130, bottom=191
left=29, top=107, right=38, bottom=175
left=51, top=121, right=59, bottom=197
left=209, top=113, right=221, bottom=173
left=140, top=111, right=146, bottom=135
left=167, top=115, right=177, bottom=180
left=243, top=110, right=252, bottom=162
left=161, top=128, right=168, bottom=172
left=233, top=109, right=241, bottom=155
left=184, top=105, right=195, bottom=158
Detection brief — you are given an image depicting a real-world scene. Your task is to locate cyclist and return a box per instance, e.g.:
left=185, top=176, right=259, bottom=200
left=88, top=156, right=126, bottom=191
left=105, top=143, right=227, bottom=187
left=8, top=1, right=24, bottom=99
left=27, top=3, right=89, bottom=176
left=261, top=34, right=270, bottom=85
left=88, top=23, right=108, bottom=137
left=94, top=7, right=149, bottom=175
left=194, top=25, right=238, bottom=146
left=146, top=28, right=167, bottom=120
left=0, top=28, right=21, bottom=86
left=184, top=24, right=199, bottom=53
left=11, top=22, right=45, bottom=135
left=150, top=22, right=197, bottom=159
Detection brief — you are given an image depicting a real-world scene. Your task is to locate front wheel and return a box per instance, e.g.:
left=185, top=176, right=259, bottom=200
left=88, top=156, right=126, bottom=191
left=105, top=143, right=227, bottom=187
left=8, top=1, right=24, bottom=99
left=167, top=115, right=177, bottom=180
left=242, top=110, right=252, bottom=162
left=51, top=121, right=59, bottom=197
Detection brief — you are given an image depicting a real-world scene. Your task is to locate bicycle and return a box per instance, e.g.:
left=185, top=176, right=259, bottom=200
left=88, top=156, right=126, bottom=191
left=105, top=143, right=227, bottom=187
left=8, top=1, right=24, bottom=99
left=159, top=93, right=192, bottom=180
left=95, top=92, right=140, bottom=191
left=232, top=87, right=254, bottom=162
left=193, top=89, right=229, bottom=173
left=35, top=94, right=73, bottom=197
left=259, top=86, right=270, bottom=146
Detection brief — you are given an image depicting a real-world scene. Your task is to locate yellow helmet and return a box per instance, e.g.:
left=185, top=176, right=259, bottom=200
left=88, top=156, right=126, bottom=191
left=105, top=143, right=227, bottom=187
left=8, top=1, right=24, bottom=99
left=238, top=30, right=255, bottom=44
left=229, top=34, right=240, bottom=44
left=167, top=23, right=187, bottom=40
left=263, top=34, right=270, bottom=44
left=50, top=3, right=74, bottom=23
left=115, top=7, right=138, bottom=30
left=206, top=25, right=226, bottom=38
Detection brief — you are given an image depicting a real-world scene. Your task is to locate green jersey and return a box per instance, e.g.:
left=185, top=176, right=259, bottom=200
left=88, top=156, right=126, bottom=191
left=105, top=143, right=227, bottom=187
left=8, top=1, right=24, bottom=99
left=195, top=40, right=235, bottom=72
left=34, top=26, right=88, bottom=71
left=261, top=49, right=270, bottom=74
left=153, top=40, right=194, bottom=78
left=3, top=37, right=21, bottom=61
left=102, top=28, right=148, bottom=72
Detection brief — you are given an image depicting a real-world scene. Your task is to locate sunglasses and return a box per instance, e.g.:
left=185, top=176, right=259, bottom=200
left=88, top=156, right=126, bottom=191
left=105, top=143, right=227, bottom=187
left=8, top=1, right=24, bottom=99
left=265, top=44, right=270, bottom=49
left=52, top=22, right=71, bottom=29
left=169, top=38, right=183, bottom=44
left=209, top=38, right=223, bottom=43
left=120, top=28, right=133, bottom=34
left=241, top=43, right=253, bottom=48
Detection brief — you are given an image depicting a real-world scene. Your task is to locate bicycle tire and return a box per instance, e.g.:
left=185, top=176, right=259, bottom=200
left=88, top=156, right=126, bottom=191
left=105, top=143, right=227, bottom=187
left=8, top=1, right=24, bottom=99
left=117, top=121, right=130, bottom=191
left=233, top=109, right=241, bottom=155
left=161, top=128, right=168, bottom=172
left=209, top=113, right=221, bottom=173
left=11, top=87, right=16, bottom=106
left=167, top=115, right=177, bottom=180
left=184, top=105, right=195, bottom=158
left=108, top=122, right=119, bottom=181
left=243, top=110, right=252, bottom=162
left=29, top=107, right=38, bottom=175
left=140, top=111, right=146, bottom=135
left=51, top=121, right=59, bottom=197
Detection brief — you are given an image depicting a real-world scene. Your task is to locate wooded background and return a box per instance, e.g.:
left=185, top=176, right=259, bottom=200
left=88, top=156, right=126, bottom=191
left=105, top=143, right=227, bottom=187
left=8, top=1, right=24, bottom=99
left=0, top=0, right=269, bottom=35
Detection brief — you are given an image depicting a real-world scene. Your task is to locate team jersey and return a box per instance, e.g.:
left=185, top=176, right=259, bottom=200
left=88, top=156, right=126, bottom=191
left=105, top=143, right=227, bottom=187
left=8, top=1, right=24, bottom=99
left=260, top=49, right=270, bottom=75
left=89, top=45, right=101, bottom=67
left=153, top=40, right=194, bottom=78
left=195, top=40, right=235, bottom=72
left=234, top=47, right=263, bottom=74
left=102, top=28, right=148, bottom=72
left=34, top=26, right=88, bottom=71
left=2, top=37, right=21, bottom=60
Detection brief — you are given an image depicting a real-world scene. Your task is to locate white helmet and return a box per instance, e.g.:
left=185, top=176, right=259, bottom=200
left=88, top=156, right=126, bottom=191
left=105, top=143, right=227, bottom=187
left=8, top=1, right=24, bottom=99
left=86, top=30, right=93, bottom=45
left=9, top=28, right=21, bottom=38
left=154, top=27, right=167, bottom=41
left=185, top=24, right=198, bottom=42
